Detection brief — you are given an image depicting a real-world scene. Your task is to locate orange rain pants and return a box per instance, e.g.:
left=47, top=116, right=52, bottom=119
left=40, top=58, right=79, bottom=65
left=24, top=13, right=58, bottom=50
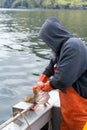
left=59, top=86, right=87, bottom=130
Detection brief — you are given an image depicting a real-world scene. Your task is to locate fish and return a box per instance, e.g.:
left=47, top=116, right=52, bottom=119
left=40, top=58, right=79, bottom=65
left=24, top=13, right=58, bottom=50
left=24, top=89, right=50, bottom=110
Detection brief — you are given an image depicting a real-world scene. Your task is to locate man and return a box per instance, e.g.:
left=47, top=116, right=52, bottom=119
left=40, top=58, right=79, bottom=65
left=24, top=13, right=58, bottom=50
left=33, top=17, right=87, bottom=130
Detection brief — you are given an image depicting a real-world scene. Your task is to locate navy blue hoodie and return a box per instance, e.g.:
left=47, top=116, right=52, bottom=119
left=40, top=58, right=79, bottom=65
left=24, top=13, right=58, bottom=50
left=39, top=17, right=87, bottom=98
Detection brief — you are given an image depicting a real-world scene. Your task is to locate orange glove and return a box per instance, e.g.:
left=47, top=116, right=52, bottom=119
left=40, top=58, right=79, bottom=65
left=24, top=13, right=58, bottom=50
left=32, top=81, right=44, bottom=94
left=38, top=74, right=48, bottom=83
left=33, top=74, right=48, bottom=93
left=41, top=81, right=53, bottom=92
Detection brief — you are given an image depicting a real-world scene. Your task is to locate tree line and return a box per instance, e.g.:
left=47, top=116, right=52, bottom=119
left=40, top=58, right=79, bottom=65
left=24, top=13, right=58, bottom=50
left=0, top=0, right=87, bottom=9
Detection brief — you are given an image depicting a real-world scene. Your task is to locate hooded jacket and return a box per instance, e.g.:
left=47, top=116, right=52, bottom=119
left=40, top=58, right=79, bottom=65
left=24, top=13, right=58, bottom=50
left=39, top=17, right=87, bottom=98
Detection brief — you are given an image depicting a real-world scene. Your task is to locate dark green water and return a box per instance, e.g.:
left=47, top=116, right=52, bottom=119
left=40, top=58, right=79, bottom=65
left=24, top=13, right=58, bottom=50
left=0, top=9, right=87, bottom=124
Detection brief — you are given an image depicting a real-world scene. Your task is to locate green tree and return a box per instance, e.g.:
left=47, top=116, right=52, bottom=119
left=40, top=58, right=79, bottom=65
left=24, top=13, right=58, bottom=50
left=70, top=0, right=82, bottom=6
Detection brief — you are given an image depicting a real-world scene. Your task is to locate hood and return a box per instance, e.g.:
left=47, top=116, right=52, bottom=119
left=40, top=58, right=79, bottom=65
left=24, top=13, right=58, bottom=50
left=39, top=17, right=72, bottom=54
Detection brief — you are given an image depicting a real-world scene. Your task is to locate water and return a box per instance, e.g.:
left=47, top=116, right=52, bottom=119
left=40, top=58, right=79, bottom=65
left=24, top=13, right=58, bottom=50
left=0, top=9, right=87, bottom=124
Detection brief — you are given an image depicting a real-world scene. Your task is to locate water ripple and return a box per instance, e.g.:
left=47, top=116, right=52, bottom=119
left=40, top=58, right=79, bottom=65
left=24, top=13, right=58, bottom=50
left=0, top=87, right=17, bottom=97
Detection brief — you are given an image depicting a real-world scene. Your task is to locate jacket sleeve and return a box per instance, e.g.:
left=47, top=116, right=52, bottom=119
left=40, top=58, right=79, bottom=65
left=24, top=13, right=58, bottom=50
left=43, top=58, right=56, bottom=77
left=50, top=40, right=86, bottom=90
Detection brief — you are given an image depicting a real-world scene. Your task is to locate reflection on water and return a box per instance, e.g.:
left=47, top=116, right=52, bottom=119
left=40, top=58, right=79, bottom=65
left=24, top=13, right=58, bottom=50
left=0, top=9, right=87, bottom=124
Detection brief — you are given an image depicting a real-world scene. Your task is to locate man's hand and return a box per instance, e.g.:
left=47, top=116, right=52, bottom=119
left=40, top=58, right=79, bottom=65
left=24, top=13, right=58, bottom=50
left=38, top=74, right=48, bottom=83
left=41, top=81, right=53, bottom=92
left=32, top=81, right=44, bottom=93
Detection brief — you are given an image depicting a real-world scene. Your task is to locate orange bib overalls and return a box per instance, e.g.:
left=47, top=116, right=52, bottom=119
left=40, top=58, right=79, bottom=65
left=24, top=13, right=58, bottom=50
left=59, top=87, right=87, bottom=130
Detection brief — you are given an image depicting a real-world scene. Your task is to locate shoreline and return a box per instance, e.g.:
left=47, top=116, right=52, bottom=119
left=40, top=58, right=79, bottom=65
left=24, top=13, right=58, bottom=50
left=0, top=7, right=87, bottom=10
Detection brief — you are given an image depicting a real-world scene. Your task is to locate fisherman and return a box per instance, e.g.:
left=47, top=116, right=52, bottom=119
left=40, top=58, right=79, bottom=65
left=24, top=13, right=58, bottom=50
left=32, top=17, right=87, bottom=130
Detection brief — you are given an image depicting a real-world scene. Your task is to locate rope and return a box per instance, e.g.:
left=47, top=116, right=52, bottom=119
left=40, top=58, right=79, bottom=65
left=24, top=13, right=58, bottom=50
left=19, top=112, right=32, bottom=130
left=14, top=111, right=32, bottom=130
left=0, top=107, right=33, bottom=130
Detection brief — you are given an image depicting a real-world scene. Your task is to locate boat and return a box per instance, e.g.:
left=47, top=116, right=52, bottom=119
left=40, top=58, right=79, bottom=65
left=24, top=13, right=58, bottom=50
left=0, top=90, right=61, bottom=130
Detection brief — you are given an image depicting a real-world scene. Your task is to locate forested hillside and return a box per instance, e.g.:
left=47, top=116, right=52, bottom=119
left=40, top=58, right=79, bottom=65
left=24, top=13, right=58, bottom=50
left=0, top=0, right=87, bottom=9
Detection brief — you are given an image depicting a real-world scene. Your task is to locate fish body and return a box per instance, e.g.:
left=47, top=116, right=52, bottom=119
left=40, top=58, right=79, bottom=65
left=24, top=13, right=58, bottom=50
left=24, top=89, right=50, bottom=109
